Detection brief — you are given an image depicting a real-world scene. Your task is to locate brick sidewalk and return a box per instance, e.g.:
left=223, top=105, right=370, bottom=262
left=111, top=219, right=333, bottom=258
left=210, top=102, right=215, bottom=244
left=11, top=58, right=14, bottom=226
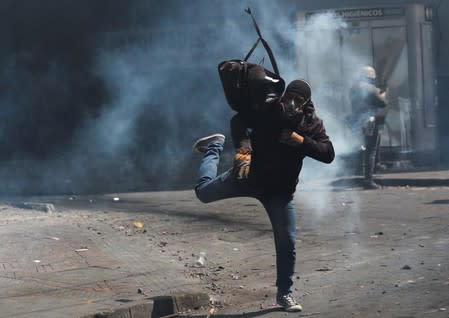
left=0, top=204, right=205, bottom=318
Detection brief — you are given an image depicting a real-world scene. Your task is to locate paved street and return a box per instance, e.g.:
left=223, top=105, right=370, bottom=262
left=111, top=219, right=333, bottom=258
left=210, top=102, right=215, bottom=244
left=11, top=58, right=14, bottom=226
left=0, top=175, right=448, bottom=317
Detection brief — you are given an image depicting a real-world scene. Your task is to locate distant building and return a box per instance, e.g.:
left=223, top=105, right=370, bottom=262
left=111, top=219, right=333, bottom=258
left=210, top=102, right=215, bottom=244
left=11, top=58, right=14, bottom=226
left=293, top=0, right=448, bottom=168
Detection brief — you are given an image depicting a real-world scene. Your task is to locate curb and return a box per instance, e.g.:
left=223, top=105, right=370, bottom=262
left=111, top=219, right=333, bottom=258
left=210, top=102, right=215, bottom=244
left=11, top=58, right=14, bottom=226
left=8, top=201, right=56, bottom=213
left=80, top=293, right=209, bottom=318
left=152, top=293, right=210, bottom=318
left=81, top=302, right=153, bottom=318
left=376, top=178, right=449, bottom=187
left=330, top=177, right=449, bottom=189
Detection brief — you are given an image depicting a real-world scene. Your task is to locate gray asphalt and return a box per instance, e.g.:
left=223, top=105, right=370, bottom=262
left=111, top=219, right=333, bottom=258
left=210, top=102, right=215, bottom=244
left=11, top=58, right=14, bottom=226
left=0, top=170, right=448, bottom=318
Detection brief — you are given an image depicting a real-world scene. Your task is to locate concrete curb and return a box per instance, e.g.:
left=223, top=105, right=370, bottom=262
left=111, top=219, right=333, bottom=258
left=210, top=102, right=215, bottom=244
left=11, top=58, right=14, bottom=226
left=8, top=201, right=56, bottom=213
left=330, top=176, right=449, bottom=189
left=151, top=293, right=210, bottom=318
left=376, top=178, right=449, bottom=187
left=80, top=293, right=209, bottom=318
left=81, top=302, right=153, bottom=318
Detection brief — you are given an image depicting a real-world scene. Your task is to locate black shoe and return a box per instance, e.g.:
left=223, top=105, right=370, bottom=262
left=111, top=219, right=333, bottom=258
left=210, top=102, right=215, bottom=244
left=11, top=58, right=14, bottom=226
left=192, top=134, right=225, bottom=153
left=276, top=293, right=303, bottom=312
left=363, top=180, right=380, bottom=190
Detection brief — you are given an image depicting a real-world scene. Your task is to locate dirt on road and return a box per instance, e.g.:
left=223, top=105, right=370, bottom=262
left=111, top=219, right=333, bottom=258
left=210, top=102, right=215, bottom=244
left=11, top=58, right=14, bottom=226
left=0, top=186, right=448, bottom=317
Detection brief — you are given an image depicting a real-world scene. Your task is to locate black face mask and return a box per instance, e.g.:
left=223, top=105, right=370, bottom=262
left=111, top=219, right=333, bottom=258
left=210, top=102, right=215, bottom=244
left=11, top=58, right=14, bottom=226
left=281, top=99, right=301, bottom=126
left=283, top=97, right=309, bottom=114
left=281, top=98, right=314, bottom=127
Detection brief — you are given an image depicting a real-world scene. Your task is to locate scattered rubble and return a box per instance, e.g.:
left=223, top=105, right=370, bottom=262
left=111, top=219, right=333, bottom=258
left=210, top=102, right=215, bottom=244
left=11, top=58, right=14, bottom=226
left=194, top=252, right=206, bottom=268
left=401, top=265, right=412, bottom=270
left=134, top=221, right=144, bottom=228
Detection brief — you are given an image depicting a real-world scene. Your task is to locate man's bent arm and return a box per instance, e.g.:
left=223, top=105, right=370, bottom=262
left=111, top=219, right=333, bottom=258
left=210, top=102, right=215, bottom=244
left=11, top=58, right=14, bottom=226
left=302, top=135, right=335, bottom=164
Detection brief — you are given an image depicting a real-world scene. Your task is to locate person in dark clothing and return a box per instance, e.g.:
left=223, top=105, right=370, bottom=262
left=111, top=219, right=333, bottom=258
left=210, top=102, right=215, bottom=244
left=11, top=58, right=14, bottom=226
left=192, top=79, right=334, bottom=312
left=349, top=66, right=387, bottom=189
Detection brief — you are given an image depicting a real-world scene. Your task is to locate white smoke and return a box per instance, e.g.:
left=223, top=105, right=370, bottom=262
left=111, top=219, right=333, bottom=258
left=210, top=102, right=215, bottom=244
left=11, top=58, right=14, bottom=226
left=0, top=1, right=372, bottom=194
left=226, top=8, right=365, bottom=183
left=79, top=49, right=152, bottom=155
left=79, top=4, right=365, bottom=193
left=203, top=6, right=365, bottom=219
left=288, top=12, right=366, bottom=218
left=292, top=12, right=366, bottom=180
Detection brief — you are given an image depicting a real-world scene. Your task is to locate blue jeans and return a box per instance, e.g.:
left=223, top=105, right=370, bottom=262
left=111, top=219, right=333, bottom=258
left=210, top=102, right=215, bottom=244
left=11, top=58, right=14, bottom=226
left=195, top=141, right=297, bottom=295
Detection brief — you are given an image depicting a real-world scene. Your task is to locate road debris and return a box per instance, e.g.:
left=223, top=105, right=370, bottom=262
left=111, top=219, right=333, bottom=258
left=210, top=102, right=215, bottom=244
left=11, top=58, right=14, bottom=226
left=46, top=236, right=60, bottom=241
left=134, top=221, right=144, bottom=228
left=402, top=265, right=411, bottom=270
left=194, top=252, right=206, bottom=268
left=206, top=306, right=218, bottom=318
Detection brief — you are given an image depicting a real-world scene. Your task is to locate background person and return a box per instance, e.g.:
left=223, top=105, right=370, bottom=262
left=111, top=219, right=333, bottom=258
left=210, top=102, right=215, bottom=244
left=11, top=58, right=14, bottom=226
left=349, top=65, right=387, bottom=189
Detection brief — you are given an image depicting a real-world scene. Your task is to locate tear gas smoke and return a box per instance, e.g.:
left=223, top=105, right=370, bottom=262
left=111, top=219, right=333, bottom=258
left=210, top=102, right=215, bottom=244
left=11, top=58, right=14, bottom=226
left=0, top=1, right=234, bottom=193
left=0, top=1, right=374, bottom=195
left=291, top=12, right=365, bottom=218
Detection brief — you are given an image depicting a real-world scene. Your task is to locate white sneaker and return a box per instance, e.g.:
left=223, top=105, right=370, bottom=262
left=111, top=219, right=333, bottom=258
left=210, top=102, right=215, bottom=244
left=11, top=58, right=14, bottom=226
left=276, top=293, right=303, bottom=312
left=192, top=134, right=225, bottom=153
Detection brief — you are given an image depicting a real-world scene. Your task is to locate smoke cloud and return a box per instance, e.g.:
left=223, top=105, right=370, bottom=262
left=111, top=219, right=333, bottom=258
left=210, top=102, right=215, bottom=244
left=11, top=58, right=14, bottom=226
left=0, top=1, right=367, bottom=195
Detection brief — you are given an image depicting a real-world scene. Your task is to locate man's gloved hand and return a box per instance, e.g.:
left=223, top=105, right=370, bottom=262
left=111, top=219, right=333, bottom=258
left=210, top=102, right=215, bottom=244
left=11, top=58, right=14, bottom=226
left=233, top=149, right=251, bottom=179
left=279, top=129, right=305, bottom=147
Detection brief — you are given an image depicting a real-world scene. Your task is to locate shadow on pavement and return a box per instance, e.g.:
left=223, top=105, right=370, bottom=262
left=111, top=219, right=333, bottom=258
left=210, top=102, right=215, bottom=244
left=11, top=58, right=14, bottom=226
left=425, top=199, right=449, bottom=204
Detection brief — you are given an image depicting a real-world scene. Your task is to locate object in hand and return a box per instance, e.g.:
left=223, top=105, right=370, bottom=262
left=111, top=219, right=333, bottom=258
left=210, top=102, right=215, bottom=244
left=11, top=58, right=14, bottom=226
left=233, top=150, right=251, bottom=179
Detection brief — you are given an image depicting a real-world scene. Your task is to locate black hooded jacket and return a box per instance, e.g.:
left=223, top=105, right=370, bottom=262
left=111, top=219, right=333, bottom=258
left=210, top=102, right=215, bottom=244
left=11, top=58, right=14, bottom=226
left=231, top=101, right=334, bottom=195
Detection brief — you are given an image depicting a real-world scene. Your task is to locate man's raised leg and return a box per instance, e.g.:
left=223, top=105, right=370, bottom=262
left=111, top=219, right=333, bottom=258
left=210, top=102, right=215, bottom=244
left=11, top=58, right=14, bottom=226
left=193, top=133, right=255, bottom=203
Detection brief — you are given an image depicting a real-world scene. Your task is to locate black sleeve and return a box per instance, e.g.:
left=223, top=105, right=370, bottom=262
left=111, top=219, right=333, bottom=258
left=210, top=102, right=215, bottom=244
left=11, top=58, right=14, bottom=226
left=300, top=117, right=335, bottom=164
left=230, top=113, right=252, bottom=152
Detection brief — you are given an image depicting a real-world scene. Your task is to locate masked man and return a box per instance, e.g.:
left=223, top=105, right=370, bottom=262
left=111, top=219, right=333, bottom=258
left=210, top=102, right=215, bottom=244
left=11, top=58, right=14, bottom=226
left=192, top=80, right=334, bottom=312
left=349, top=66, right=387, bottom=189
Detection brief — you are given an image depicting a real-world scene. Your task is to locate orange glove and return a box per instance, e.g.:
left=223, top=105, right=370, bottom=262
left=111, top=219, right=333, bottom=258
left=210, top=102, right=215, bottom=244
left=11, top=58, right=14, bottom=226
left=233, top=149, right=251, bottom=179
